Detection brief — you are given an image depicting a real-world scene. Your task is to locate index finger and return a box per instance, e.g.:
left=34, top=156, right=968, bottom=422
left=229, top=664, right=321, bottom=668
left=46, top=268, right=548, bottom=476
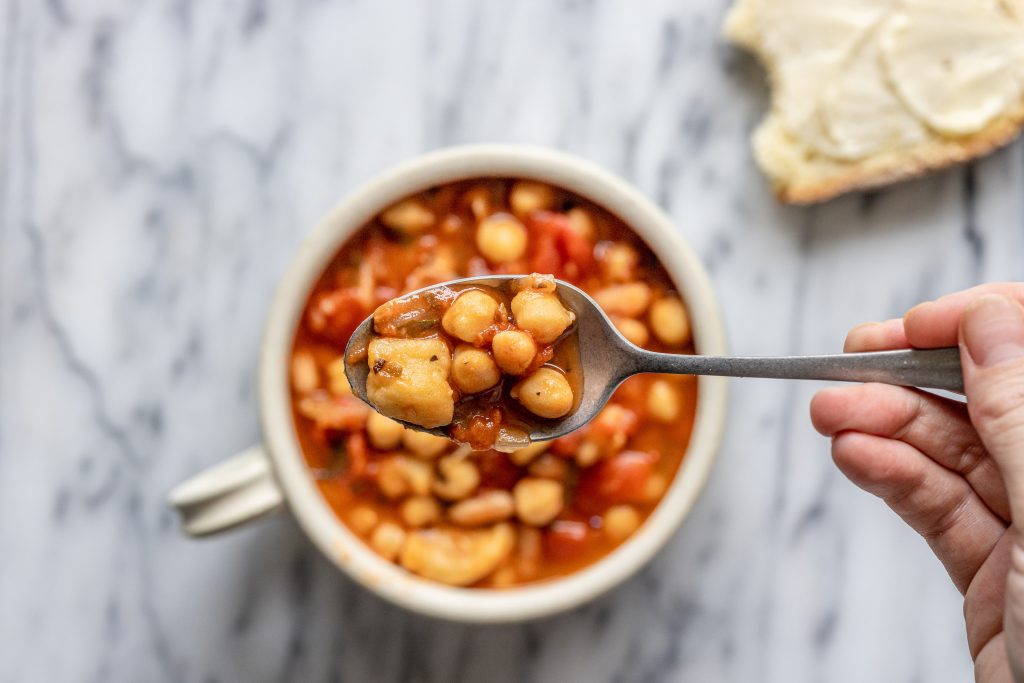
left=844, top=318, right=909, bottom=352
left=904, top=283, right=1024, bottom=348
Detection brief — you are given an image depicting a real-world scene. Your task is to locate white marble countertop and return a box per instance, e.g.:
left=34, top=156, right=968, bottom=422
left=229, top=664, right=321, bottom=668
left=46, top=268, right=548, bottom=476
left=3, top=1, right=1024, bottom=681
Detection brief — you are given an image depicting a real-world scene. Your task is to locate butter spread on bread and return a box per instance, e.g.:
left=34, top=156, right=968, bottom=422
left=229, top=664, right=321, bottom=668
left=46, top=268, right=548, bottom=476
left=725, top=0, right=1024, bottom=203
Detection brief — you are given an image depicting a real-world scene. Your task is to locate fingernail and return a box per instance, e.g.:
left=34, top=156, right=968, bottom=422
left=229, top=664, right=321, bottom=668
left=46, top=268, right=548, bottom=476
left=962, top=295, right=1024, bottom=367
left=843, top=322, right=880, bottom=353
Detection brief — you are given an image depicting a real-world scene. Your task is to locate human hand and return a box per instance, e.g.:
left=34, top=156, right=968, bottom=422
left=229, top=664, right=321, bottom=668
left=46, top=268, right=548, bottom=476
left=809, top=284, right=1024, bottom=682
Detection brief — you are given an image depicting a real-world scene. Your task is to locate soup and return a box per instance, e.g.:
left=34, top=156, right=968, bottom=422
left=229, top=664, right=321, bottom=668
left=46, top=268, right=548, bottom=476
left=290, top=179, right=697, bottom=587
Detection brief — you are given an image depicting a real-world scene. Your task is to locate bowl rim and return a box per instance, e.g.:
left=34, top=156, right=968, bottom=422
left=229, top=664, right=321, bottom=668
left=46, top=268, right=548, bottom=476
left=259, top=144, right=729, bottom=622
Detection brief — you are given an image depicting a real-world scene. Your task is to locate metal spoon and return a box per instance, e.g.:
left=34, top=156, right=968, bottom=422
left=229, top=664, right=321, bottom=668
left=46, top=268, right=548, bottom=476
left=345, top=275, right=964, bottom=444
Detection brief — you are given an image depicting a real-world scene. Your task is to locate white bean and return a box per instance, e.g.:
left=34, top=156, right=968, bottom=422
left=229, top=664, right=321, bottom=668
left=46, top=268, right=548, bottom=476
left=380, top=198, right=435, bottom=235
left=448, top=491, right=515, bottom=527
left=649, top=296, right=691, bottom=346
left=290, top=350, right=320, bottom=393
left=647, top=379, right=680, bottom=423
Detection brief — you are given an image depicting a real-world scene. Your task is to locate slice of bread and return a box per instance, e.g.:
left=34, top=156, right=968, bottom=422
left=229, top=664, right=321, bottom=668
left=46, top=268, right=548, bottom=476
left=725, top=0, right=1024, bottom=204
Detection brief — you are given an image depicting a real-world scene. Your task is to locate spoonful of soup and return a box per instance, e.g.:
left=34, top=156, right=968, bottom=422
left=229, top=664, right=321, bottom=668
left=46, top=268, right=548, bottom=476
left=345, top=274, right=581, bottom=452
left=345, top=273, right=964, bottom=451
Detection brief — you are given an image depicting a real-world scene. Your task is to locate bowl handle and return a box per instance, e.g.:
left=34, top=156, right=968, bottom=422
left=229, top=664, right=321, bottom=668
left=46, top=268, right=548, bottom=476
left=168, top=445, right=285, bottom=536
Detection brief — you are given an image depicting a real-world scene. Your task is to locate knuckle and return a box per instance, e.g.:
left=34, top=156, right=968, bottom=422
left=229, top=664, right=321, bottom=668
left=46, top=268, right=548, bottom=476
left=968, top=370, right=1024, bottom=434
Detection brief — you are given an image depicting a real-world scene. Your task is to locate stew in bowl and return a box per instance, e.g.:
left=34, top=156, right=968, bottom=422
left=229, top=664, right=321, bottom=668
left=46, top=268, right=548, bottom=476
left=289, top=178, right=698, bottom=588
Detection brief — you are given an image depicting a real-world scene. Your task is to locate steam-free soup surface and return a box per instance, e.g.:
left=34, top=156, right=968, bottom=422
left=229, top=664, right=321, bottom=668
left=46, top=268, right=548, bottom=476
left=290, top=178, right=696, bottom=587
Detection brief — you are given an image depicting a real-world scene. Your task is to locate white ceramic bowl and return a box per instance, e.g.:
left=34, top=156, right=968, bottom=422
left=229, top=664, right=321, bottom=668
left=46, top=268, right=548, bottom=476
left=169, top=145, right=729, bottom=623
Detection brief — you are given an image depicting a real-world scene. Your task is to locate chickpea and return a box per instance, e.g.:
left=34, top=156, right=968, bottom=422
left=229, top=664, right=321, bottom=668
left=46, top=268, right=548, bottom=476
left=528, top=453, right=568, bottom=481
left=513, top=478, right=564, bottom=526
left=509, top=180, right=555, bottom=218
left=576, top=440, right=601, bottom=467
left=451, top=345, right=502, bottom=394
left=380, top=198, right=435, bottom=235
left=448, top=491, right=515, bottom=527
left=348, top=506, right=379, bottom=535
left=566, top=207, right=596, bottom=241
left=402, top=429, right=450, bottom=459
left=647, top=379, right=680, bottom=423
left=603, top=505, right=641, bottom=542
left=366, top=411, right=405, bottom=449
left=511, top=440, right=549, bottom=466
left=290, top=350, right=319, bottom=393
left=491, top=330, right=537, bottom=375
left=370, top=522, right=407, bottom=561
left=511, top=290, right=575, bottom=344
left=644, top=473, right=669, bottom=502
left=326, top=356, right=352, bottom=396
left=442, top=290, right=500, bottom=343
left=400, top=496, right=442, bottom=528
left=377, top=455, right=433, bottom=499
left=649, top=296, right=691, bottom=346
left=476, top=214, right=527, bottom=264
left=594, top=282, right=653, bottom=318
left=598, top=242, right=639, bottom=282
left=490, top=565, right=517, bottom=588
left=512, top=367, right=574, bottom=419
left=433, top=454, right=480, bottom=501
left=613, top=317, right=650, bottom=347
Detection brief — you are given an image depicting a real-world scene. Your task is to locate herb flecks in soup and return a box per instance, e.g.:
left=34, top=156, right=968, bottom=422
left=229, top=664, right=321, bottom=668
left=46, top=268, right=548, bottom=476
left=290, top=178, right=696, bottom=587
left=361, top=274, right=581, bottom=450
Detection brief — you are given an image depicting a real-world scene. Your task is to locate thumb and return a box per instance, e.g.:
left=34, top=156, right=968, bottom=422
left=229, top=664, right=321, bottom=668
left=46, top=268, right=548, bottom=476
left=961, top=294, right=1024, bottom=680
left=961, top=294, right=1024, bottom=514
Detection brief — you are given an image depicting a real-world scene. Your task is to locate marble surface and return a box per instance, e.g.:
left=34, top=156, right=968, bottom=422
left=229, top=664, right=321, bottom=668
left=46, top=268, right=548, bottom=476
left=3, top=0, right=1024, bottom=680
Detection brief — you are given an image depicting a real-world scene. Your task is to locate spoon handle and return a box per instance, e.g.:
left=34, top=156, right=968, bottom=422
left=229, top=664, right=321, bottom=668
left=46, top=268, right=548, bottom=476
left=637, top=347, right=964, bottom=393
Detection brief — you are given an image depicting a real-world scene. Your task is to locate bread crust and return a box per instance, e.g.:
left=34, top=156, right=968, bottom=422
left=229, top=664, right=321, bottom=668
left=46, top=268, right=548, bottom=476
left=775, top=102, right=1024, bottom=204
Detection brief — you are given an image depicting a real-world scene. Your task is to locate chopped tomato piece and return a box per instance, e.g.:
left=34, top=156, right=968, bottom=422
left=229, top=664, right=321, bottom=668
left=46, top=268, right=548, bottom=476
left=345, top=432, right=369, bottom=478
left=450, top=407, right=503, bottom=451
left=477, top=450, right=522, bottom=490
left=575, top=450, right=655, bottom=514
left=526, top=211, right=595, bottom=281
left=524, top=344, right=555, bottom=375
left=373, top=286, right=400, bottom=306
left=544, top=520, right=595, bottom=562
left=611, top=375, right=647, bottom=406
left=298, top=394, right=369, bottom=431
left=590, top=404, right=639, bottom=438
left=556, top=220, right=595, bottom=278
left=307, top=288, right=366, bottom=345
left=549, top=428, right=588, bottom=457
left=528, top=230, right=562, bottom=277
